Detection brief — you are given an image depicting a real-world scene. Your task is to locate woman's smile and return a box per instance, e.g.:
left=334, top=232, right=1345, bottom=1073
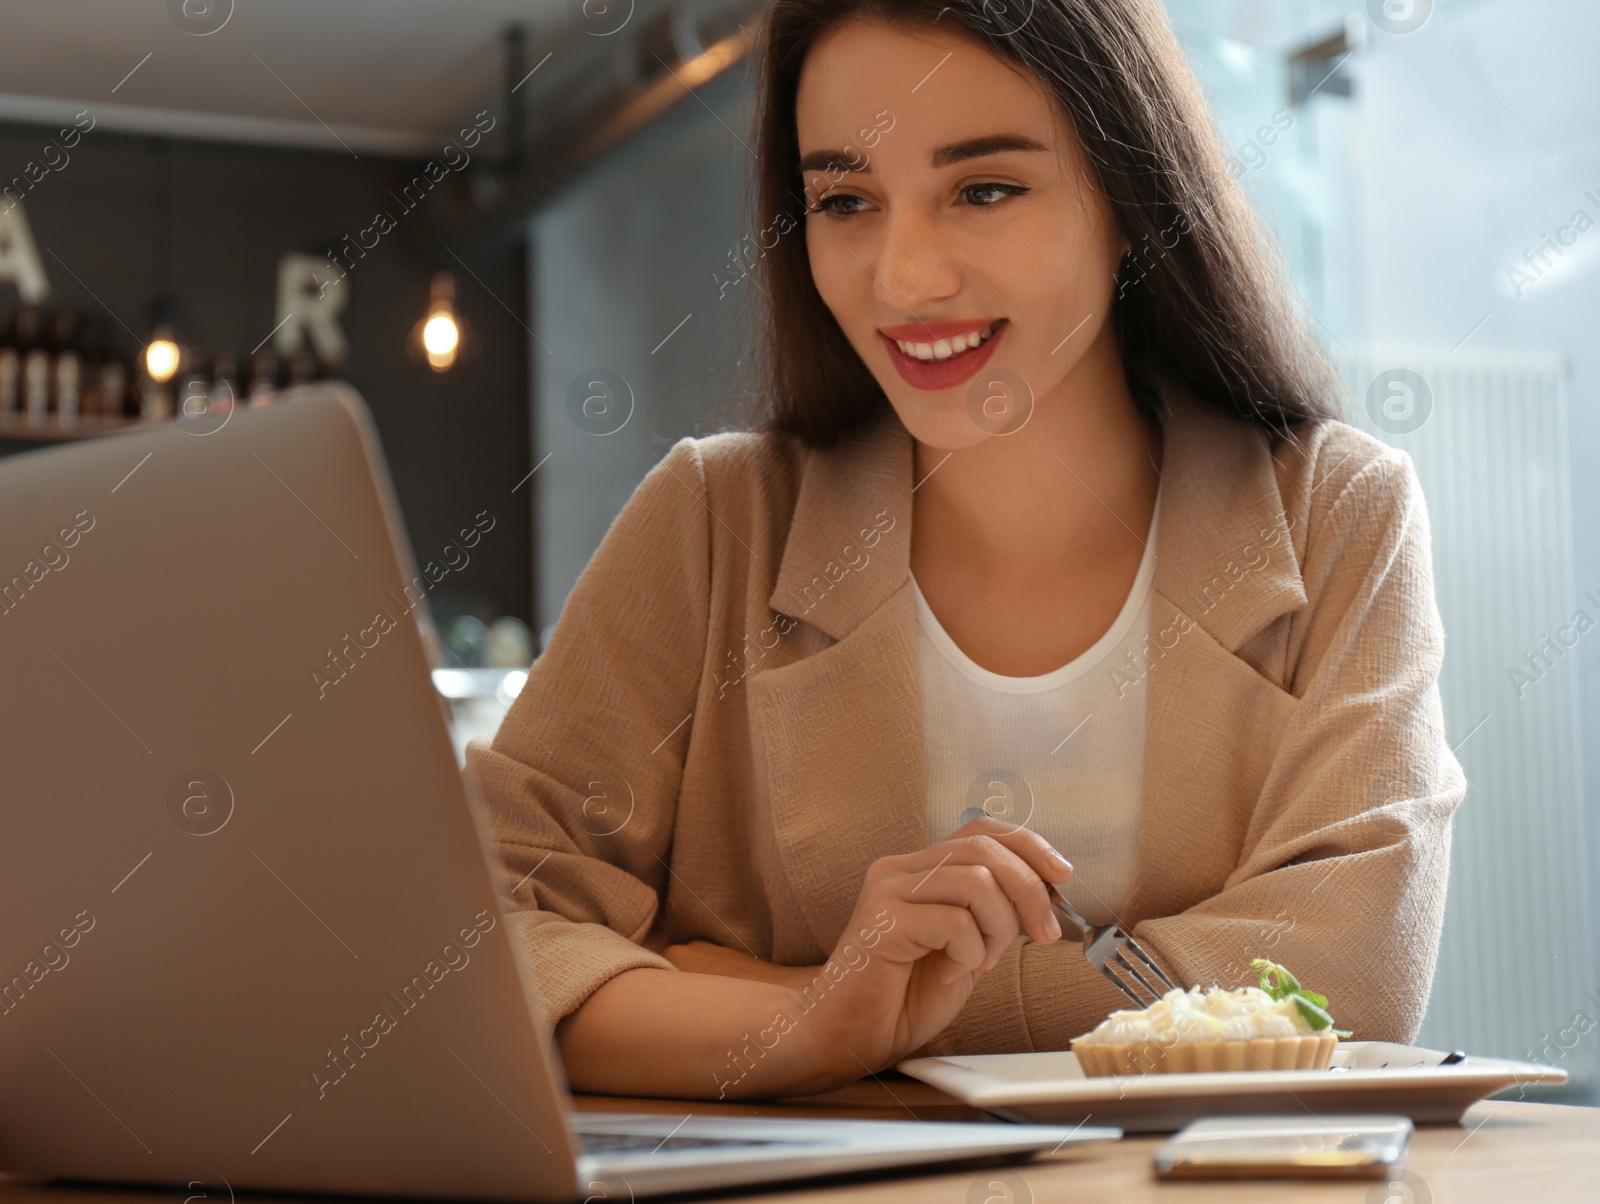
left=880, top=318, right=1007, bottom=390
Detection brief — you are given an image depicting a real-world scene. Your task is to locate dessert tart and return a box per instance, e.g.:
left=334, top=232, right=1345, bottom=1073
left=1071, top=959, right=1351, bottom=1077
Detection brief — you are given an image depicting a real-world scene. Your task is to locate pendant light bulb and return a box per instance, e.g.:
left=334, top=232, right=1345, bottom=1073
left=145, top=297, right=182, bottom=384
left=423, top=314, right=460, bottom=362
left=146, top=336, right=181, bottom=383
left=420, top=272, right=460, bottom=372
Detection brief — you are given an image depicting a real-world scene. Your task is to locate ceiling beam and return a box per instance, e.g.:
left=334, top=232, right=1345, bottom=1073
left=0, top=91, right=438, bottom=158
left=429, top=0, right=763, bottom=251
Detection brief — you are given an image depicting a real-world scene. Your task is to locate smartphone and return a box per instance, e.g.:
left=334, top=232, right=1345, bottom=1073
left=1153, top=1115, right=1413, bottom=1180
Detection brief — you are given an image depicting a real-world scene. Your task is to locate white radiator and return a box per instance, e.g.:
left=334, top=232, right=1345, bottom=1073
left=1334, top=344, right=1597, bottom=1094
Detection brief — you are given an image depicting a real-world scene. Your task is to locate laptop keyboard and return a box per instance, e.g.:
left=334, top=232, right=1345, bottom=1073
left=579, top=1131, right=791, bottom=1155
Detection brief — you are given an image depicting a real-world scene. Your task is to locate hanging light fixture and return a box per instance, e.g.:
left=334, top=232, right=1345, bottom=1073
left=143, top=140, right=184, bottom=405
left=144, top=297, right=181, bottom=383
left=413, top=272, right=462, bottom=372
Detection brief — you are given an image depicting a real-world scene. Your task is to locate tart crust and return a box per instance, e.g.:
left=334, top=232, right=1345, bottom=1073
left=1071, top=1033, right=1338, bottom=1077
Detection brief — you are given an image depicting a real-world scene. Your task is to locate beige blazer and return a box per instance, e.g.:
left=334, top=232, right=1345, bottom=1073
left=466, top=373, right=1466, bottom=1056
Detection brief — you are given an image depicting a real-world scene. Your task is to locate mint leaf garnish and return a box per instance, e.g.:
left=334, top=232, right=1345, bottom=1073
left=1294, top=996, right=1335, bottom=1030
left=1250, top=958, right=1350, bottom=1038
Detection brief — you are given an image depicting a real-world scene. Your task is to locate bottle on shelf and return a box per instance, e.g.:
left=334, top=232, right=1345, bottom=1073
left=321, top=344, right=347, bottom=382
left=209, top=351, right=239, bottom=412
left=138, top=362, right=173, bottom=423
left=176, top=372, right=209, bottom=421
left=246, top=348, right=280, bottom=406
left=286, top=345, right=318, bottom=388
left=51, top=307, right=84, bottom=429
left=77, top=313, right=106, bottom=422
left=99, top=354, right=131, bottom=423
left=0, top=304, right=18, bottom=420
left=19, top=304, right=50, bottom=427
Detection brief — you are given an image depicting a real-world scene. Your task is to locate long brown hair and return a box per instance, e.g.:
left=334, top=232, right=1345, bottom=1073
left=734, top=0, right=1345, bottom=449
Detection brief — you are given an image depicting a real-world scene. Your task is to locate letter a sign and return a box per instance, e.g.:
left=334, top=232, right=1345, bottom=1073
left=0, top=201, right=50, bottom=302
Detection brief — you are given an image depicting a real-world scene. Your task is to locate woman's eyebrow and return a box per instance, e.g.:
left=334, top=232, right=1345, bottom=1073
left=930, top=133, right=1049, bottom=167
left=798, top=132, right=1049, bottom=175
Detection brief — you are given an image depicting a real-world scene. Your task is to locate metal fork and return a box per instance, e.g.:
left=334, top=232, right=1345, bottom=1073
left=1048, top=885, right=1181, bottom=1008
left=953, top=808, right=1181, bottom=1006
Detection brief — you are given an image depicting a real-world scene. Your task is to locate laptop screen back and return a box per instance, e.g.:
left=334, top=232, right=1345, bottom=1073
left=0, top=386, right=577, bottom=1201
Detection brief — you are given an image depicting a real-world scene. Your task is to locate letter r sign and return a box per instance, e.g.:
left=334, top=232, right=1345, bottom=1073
left=275, top=251, right=349, bottom=364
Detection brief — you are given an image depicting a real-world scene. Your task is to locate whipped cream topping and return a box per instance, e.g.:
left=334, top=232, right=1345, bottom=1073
left=1075, top=985, right=1315, bottom=1045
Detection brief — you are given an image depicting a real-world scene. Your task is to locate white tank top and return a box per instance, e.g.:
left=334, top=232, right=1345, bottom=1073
left=912, top=496, right=1159, bottom=927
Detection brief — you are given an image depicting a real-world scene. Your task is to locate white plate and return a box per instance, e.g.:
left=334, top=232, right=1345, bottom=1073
left=897, top=1042, right=1568, bottom=1132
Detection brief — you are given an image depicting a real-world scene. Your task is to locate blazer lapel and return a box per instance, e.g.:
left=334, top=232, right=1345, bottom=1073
left=748, top=407, right=926, bottom=954
left=1121, top=378, right=1310, bottom=923
left=1125, top=590, right=1303, bottom=921
left=748, top=591, right=927, bottom=953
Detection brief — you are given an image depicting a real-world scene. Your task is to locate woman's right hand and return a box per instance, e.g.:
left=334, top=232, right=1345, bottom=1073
left=777, top=816, right=1074, bottom=1085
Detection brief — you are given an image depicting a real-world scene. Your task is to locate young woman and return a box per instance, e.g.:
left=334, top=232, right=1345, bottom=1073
left=467, top=0, right=1464, bottom=1100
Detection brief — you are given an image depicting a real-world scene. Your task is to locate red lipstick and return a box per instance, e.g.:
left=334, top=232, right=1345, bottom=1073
left=880, top=319, right=1006, bottom=392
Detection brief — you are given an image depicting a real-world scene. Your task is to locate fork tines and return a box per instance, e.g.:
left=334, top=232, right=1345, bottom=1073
left=1088, top=928, right=1180, bottom=1009
left=1049, top=883, right=1182, bottom=1009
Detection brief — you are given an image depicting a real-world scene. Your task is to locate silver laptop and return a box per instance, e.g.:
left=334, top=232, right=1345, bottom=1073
left=0, top=384, right=1118, bottom=1201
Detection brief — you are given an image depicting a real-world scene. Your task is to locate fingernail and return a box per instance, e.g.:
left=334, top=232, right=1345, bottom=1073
left=1048, top=913, right=1063, bottom=941
left=1051, top=850, right=1073, bottom=871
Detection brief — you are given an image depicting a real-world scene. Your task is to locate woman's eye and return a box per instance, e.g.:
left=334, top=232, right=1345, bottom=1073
left=962, top=182, right=1029, bottom=206
left=806, top=184, right=1028, bottom=216
left=809, top=193, right=868, bottom=218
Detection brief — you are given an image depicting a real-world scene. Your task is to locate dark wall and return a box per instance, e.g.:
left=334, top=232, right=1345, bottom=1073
left=0, top=123, right=532, bottom=626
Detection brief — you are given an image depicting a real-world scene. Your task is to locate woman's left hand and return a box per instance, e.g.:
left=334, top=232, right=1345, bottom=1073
left=662, top=940, right=818, bottom=990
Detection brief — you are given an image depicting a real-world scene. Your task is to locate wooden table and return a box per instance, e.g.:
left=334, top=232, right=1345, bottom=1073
left=574, top=1075, right=1599, bottom=1202
left=0, top=1077, right=1590, bottom=1202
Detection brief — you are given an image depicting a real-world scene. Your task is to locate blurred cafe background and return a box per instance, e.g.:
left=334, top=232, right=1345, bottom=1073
left=0, top=0, right=1594, bottom=1101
